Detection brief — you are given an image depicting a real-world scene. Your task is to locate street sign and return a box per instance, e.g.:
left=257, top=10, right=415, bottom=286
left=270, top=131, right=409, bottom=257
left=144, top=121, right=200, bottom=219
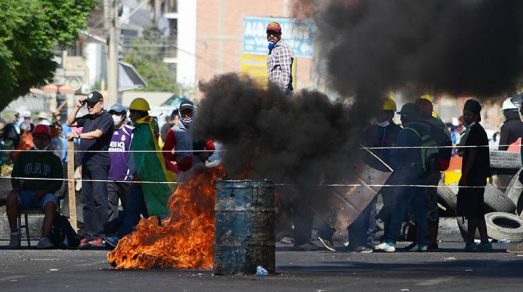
left=243, top=17, right=314, bottom=58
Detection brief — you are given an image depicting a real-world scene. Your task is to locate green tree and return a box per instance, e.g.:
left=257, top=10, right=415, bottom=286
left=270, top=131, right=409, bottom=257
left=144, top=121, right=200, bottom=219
left=123, top=29, right=180, bottom=93
left=0, top=0, right=97, bottom=110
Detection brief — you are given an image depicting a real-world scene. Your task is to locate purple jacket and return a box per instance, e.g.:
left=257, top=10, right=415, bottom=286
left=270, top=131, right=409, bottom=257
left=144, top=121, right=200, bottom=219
left=108, top=125, right=133, bottom=181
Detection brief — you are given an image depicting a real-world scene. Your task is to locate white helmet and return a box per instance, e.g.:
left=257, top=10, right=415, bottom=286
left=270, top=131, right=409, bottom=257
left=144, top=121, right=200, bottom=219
left=502, top=98, right=518, bottom=111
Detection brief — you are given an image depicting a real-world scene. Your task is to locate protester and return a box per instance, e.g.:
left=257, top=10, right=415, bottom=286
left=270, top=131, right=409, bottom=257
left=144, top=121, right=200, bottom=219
left=65, top=91, right=114, bottom=247
left=375, top=103, right=432, bottom=252
left=105, top=98, right=174, bottom=247
left=37, top=112, right=52, bottom=126
left=162, top=100, right=214, bottom=177
left=266, top=22, right=294, bottom=95
left=160, top=109, right=179, bottom=143
left=107, top=103, right=133, bottom=221
left=413, top=96, right=452, bottom=251
left=457, top=99, right=492, bottom=252
left=11, top=122, right=34, bottom=160
left=317, top=96, right=401, bottom=252
left=498, top=97, right=523, bottom=151
left=6, top=125, right=64, bottom=249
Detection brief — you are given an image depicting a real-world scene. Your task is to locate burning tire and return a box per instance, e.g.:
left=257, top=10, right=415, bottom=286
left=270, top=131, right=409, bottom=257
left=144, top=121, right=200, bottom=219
left=490, top=150, right=522, bottom=170
left=485, top=212, right=523, bottom=242
left=484, top=183, right=516, bottom=213
left=437, top=183, right=457, bottom=211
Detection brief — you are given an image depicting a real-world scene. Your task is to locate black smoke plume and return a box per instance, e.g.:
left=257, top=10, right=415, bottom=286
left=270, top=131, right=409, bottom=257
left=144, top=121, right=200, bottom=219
left=195, top=74, right=354, bottom=184
left=316, top=0, right=523, bottom=99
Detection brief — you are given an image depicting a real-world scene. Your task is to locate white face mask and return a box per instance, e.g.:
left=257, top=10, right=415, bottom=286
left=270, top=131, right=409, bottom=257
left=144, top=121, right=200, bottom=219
left=376, top=120, right=390, bottom=128
left=112, top=115, right=123, bottom=126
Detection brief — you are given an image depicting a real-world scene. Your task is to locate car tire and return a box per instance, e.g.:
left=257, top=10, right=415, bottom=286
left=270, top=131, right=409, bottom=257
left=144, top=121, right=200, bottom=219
left=437, top=183, right=457, bottom=211
left=505, top=169, right=523, bottom=212
left=485, top=212, right=523, bottom=242
left=484, top=183, right=516, bottom=213
left=490, top=150, right=522, bottom=170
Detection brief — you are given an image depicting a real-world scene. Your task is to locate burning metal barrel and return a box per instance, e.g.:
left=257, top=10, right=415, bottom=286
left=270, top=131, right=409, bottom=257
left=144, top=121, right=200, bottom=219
left=213, top=180, right=275, bottom=275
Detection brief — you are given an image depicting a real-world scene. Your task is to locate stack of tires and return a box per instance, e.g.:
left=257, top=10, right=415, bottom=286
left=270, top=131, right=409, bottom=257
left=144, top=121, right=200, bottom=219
left=437, top=150, right=523, bottom=242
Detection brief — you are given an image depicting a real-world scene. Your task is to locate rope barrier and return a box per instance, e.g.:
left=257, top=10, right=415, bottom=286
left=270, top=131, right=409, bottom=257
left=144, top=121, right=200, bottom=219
left=0, top=175, right=498, bottom=189
left=0, top=144, right=515, bottom=153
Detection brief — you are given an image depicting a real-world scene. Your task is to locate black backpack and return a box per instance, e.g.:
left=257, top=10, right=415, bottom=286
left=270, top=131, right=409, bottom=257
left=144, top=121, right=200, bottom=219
left=49, top=213, right=81, bottom=248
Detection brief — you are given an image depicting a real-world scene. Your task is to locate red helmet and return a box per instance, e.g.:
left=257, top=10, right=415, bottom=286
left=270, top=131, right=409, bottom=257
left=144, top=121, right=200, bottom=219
left=33, top=124, right=51, bottom=138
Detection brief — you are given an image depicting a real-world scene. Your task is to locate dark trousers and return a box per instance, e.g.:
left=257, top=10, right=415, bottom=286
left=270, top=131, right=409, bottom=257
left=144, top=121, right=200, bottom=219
left=82, top=163, right=109, bottom=239
left=107, top=181, right=131, bottom=222
left=293, top=199, right=314, bottom=246
left=117, top=185, right=148, bottom=238
left=348, top=196, right=377, bottom=249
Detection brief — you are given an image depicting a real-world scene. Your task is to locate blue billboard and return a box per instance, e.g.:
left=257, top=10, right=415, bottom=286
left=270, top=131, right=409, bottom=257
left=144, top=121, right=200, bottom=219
left=243, top=17, right=314, bottom=58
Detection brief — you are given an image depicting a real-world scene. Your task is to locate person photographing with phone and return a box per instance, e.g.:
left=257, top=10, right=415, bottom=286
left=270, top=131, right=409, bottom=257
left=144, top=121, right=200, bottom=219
left=65, top=91, right=114, bottom=247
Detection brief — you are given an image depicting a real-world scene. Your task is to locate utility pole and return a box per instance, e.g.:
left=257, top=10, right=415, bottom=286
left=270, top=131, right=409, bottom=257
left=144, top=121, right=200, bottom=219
left=105, top=0, right=120, bottom=106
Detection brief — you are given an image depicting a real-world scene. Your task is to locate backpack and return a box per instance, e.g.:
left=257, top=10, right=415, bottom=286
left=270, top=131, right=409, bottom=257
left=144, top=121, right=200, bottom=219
left=405, top=127, right=439, bottom=175
left=49, top=213, right=81, bottom=248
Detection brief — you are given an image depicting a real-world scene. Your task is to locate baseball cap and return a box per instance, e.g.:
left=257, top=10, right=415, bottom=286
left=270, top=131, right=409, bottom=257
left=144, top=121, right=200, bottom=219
left=109, top=103, right=126, bottom=114
left=397, top=103, right=418, bottom=117
left=179, top=100, right=194, bottom=112
left=33, top=124, right=51, bottom=138
left=85, top=91, right=103, bottom=104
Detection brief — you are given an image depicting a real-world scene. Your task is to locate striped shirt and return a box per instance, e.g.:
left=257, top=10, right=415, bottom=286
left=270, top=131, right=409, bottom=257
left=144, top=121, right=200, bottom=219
left=267, top=40, right=294, bottom=93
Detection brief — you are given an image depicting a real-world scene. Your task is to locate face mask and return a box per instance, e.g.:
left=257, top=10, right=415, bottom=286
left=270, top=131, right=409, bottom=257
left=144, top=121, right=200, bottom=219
left=376, top=121, right=390, bottom=128
left=181, top=117, right=192, bottom=127
left=112, top=115, right=123, bottom=126
left=268, top=41, right=276, bottom=51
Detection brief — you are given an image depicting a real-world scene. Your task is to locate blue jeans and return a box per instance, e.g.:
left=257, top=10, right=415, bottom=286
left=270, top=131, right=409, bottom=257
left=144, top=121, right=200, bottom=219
left=117, top=185, right=148, bottom=238
left=382, top=186, right=429, bottom=246
left=409, top=189, right=429, bottom=247
left=19, top=190, right=57, bottom=210
left=347, top=196, right=377, bottom=249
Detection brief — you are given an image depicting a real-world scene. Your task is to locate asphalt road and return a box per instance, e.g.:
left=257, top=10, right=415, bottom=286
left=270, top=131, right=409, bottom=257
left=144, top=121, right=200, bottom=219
left=1, top=242, right=522, bottom=292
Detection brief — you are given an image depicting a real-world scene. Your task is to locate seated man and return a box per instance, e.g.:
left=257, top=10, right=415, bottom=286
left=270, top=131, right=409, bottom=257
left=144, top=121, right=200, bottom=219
left=6, top=124, right=64, bottom=249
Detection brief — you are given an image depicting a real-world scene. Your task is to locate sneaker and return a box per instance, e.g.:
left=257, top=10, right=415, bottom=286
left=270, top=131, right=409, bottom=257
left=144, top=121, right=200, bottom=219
left=293, top=241, right=322, bottom=251
left=464, top=242, right=478, bottom=252
left=478, top=242, right=493, bottom=252
left=317, top=235, right=336, bottom=252
left=352, top=246, right=373, bottom=253
left=104, top=236, right=119, bottom=249
left=8, top=231, right=21, bottom=249
left=79, top=237, right=90, bottom=248
left=403, top=242, right=417, bottom=251
left=375, top=242, right=396, bottom=253
left=89, top=238, right=105, bottom=248
left=37, top=237, right=54, bottom=249
left=416, top=245, right=428, bottom=252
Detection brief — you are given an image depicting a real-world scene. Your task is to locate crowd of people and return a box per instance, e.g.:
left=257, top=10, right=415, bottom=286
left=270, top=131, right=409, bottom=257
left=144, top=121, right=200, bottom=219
left=4, top=91, right=214, bottom=249
left=0, top=89, right=513, bottom=253
left=314, top=96, right=495, bottom=253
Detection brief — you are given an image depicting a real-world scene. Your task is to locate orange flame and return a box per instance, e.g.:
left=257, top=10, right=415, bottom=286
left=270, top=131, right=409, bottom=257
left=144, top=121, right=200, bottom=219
left=107, top=166, right=227, bottom=269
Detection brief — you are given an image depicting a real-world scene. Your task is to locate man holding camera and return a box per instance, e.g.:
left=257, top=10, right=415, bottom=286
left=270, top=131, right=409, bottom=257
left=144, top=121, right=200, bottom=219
left=66, top=91, right=114, bottom=247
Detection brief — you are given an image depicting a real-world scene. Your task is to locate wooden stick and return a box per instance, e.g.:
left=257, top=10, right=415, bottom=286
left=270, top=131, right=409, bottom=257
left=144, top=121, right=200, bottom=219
left=67, top=140, right=77, bottom=231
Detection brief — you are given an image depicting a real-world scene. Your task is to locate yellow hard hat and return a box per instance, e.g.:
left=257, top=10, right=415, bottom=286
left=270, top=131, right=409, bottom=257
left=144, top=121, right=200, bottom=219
left=383, top=95, right=397, bottom=111
left=419, top=94, right=434, bottom=103
left=129, top=98, right=150, bottom=111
